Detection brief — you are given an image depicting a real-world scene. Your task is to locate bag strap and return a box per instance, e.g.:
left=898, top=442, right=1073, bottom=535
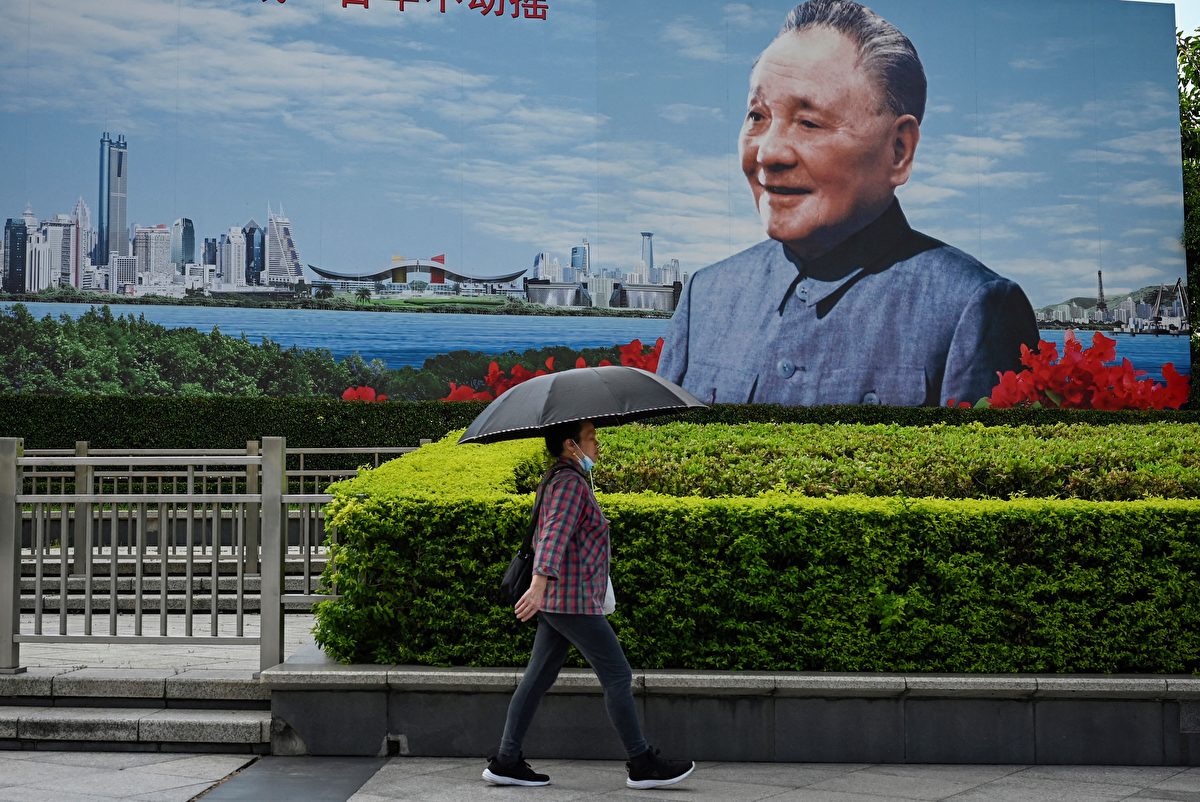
left=520, top=461, right=578, bottom=554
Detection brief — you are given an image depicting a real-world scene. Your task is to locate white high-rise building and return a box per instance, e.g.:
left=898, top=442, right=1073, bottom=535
left=72, top=198, right=93, bottom=288
left=39, top=216, right=77, bottom=289
left=111, top=255, right=138, bottom=293
left=220, top=227, right=248, bottom=288
left=133, top=226, right=172, bottom=280
left=661, top=258, right=682, bottom=285
left=25, top=228, right=56, bottom=292
left=265, top=205, right=304, bottom=286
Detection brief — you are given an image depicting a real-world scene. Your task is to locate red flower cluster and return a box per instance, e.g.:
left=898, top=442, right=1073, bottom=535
left=948, top=331, right=1189, bottom=410
left=341, top=386, right=389, bottom=402
left=441, top=338, right=665, bottom=402
left=617, top=338, right=663, bottom=372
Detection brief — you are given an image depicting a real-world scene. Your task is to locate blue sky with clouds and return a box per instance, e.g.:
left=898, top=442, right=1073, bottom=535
left=0, top=0, right=1187, bottom=308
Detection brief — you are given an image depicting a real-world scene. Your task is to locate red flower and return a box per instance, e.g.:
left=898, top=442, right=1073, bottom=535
left=983, top=331, right=1189, bottom=410
left=342, top=386, right=385, bottom=402
left=442, top=339, right=669, bottom=403
left=616, top=337, right=665, bottom=372
left=440, top=382, right=494, bottom=402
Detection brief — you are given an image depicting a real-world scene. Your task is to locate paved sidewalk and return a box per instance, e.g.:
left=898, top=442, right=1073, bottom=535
left=3, top=754, right=1199, bottom=801
left=0, top=750, right=253, bottom=802
left=6, top=622, right=1200, bottom=801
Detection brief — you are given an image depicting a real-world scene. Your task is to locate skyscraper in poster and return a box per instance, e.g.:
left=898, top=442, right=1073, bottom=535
left=264, top=205, right=304, bottom=286
left=96, top=133, right=128, bottom=266
left=171, top=218, right=195, bottom=272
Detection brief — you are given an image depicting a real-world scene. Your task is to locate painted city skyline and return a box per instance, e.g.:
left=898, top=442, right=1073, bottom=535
left=0, top=0, right=1189, bottom=309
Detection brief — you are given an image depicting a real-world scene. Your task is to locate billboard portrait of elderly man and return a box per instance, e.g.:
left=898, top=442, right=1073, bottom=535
left=657, top=0, right=1039, bottom=407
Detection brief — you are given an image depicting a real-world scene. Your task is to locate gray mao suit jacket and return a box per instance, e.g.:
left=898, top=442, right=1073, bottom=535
left=657, top=201, right=1039, bottom=407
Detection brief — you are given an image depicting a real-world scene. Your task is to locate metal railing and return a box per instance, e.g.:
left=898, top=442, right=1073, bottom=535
left=0, top=438, right=426, bottom=674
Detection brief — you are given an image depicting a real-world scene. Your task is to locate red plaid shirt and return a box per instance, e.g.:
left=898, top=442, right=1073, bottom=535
left=533, top=459, right=610, bottom=615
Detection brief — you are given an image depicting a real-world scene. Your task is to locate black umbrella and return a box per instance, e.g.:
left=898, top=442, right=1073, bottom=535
left=457, top=365, right=707, bottom=445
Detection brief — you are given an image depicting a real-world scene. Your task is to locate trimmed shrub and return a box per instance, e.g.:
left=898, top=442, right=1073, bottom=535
left=312, top=429, right=1200, bottom=672
left=587, top=422, right=1200, bottom=500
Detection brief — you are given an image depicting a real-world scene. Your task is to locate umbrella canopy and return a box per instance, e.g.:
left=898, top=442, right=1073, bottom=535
left=457, top=365, right=707, bottom=445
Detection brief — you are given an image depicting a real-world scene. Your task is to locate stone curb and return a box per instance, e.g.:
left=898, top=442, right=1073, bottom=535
left=0, top=667, right=268, bottom=702
left=258, top=666, right=1200, bottom=700
left=0, top=705, right=269, bottom=743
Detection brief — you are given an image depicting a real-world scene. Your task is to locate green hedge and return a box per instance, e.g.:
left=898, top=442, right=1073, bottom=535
left=2, top=395, right=1196, bottom=450
left=582, top=422, right=1200, bottom=500
left=312, top=430, right=1200, bottom=673
left=0, top=395, right=481, bottom=449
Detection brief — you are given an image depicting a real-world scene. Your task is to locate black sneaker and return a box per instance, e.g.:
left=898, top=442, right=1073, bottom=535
left=626, top=747, right=695, bottom=789
left=482, top=753, right=551, bottom=786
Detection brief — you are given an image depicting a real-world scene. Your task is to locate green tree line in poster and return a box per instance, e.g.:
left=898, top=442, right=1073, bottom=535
left=0, top=304, right=623, bottom=400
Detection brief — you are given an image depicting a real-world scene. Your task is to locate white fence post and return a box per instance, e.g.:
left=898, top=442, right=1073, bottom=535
left=72, top=440, right=89, bottom=574
left=244, top=440, right=260, bottom=575
left=0, top=438, right=25, bottom=674
left=259, top=436, right=285, bottom=672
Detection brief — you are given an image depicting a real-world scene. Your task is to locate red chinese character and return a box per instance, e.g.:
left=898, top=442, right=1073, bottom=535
left=393, top=0, right=418, bottom=8
left=521, top=0, right=547, bottom=20
left=426, top=0, right=463, bottom=10
left=469, top=0, right=502, bottom=16
left=342, top=0, right=368, bottom=7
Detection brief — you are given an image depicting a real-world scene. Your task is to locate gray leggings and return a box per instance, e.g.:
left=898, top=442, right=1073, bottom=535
left=498, top=612, right=648, bottom=761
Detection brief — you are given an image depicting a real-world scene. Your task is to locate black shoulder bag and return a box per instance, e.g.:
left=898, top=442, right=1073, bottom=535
left=500, top=463, right=571, bottom=606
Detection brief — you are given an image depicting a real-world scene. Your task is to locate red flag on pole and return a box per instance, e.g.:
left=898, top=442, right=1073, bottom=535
left=431, top=254, right=446, bottom=264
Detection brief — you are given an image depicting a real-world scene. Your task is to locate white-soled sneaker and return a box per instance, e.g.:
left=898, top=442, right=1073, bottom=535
left=626, top=747, right=695, bottom=789
left=482, top=753, right=551, bottom=786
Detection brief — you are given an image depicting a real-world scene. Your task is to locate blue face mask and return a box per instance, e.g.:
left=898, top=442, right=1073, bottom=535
left=570, top=441, right=595, bottom=473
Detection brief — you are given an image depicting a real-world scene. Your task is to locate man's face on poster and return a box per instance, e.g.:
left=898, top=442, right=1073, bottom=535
left=740, top=26, right=919, bottom=259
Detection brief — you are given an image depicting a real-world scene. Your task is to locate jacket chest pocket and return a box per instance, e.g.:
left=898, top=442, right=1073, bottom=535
left=687, top=359, right=758, bottom=404
left=820, top=366, right=930, bottom=406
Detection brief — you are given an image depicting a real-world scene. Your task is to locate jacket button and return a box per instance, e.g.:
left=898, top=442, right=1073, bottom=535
left=776, top=359, right=796, bottom=378
left=862, top=391, right=880, bottom=405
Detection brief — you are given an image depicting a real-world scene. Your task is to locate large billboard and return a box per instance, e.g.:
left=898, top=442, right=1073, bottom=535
left=0, top=0, right=1190, bottom=406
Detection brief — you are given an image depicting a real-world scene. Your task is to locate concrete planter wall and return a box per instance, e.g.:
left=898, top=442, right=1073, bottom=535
left=262, top=657, right=1200, bottom=765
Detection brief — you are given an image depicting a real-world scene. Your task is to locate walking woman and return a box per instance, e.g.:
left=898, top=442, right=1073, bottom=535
left=483, top=419, right=695, bottom=790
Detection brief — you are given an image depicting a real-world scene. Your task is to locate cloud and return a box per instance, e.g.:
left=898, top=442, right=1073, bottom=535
left=897, top=184, right=964, bottom=205
left=0, top=0, right=607, bottom=167
left=663, top=18, right=726, bottom=63
left=1011, top=205, right=1100, bottom=236
left=1072, top=127, right=1183, bottom=167
left=940, top=134, right=1026, bottom=158
left=724, top=3, right=772, bottom=32
left=0, top=1, right=472, bottom=150
left=440, top=138, right=759, bottom=270
left=973, top=101, right=1086, bottom=141
left=1008, top=36, right=1088, bottom=71
left=1120, top=178, right=1184, bottom=207
left=659, top=103, right=724, bottom=124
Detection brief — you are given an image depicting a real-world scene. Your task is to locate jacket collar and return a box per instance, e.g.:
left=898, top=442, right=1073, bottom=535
left=768, top=199, right=942, bottom=317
